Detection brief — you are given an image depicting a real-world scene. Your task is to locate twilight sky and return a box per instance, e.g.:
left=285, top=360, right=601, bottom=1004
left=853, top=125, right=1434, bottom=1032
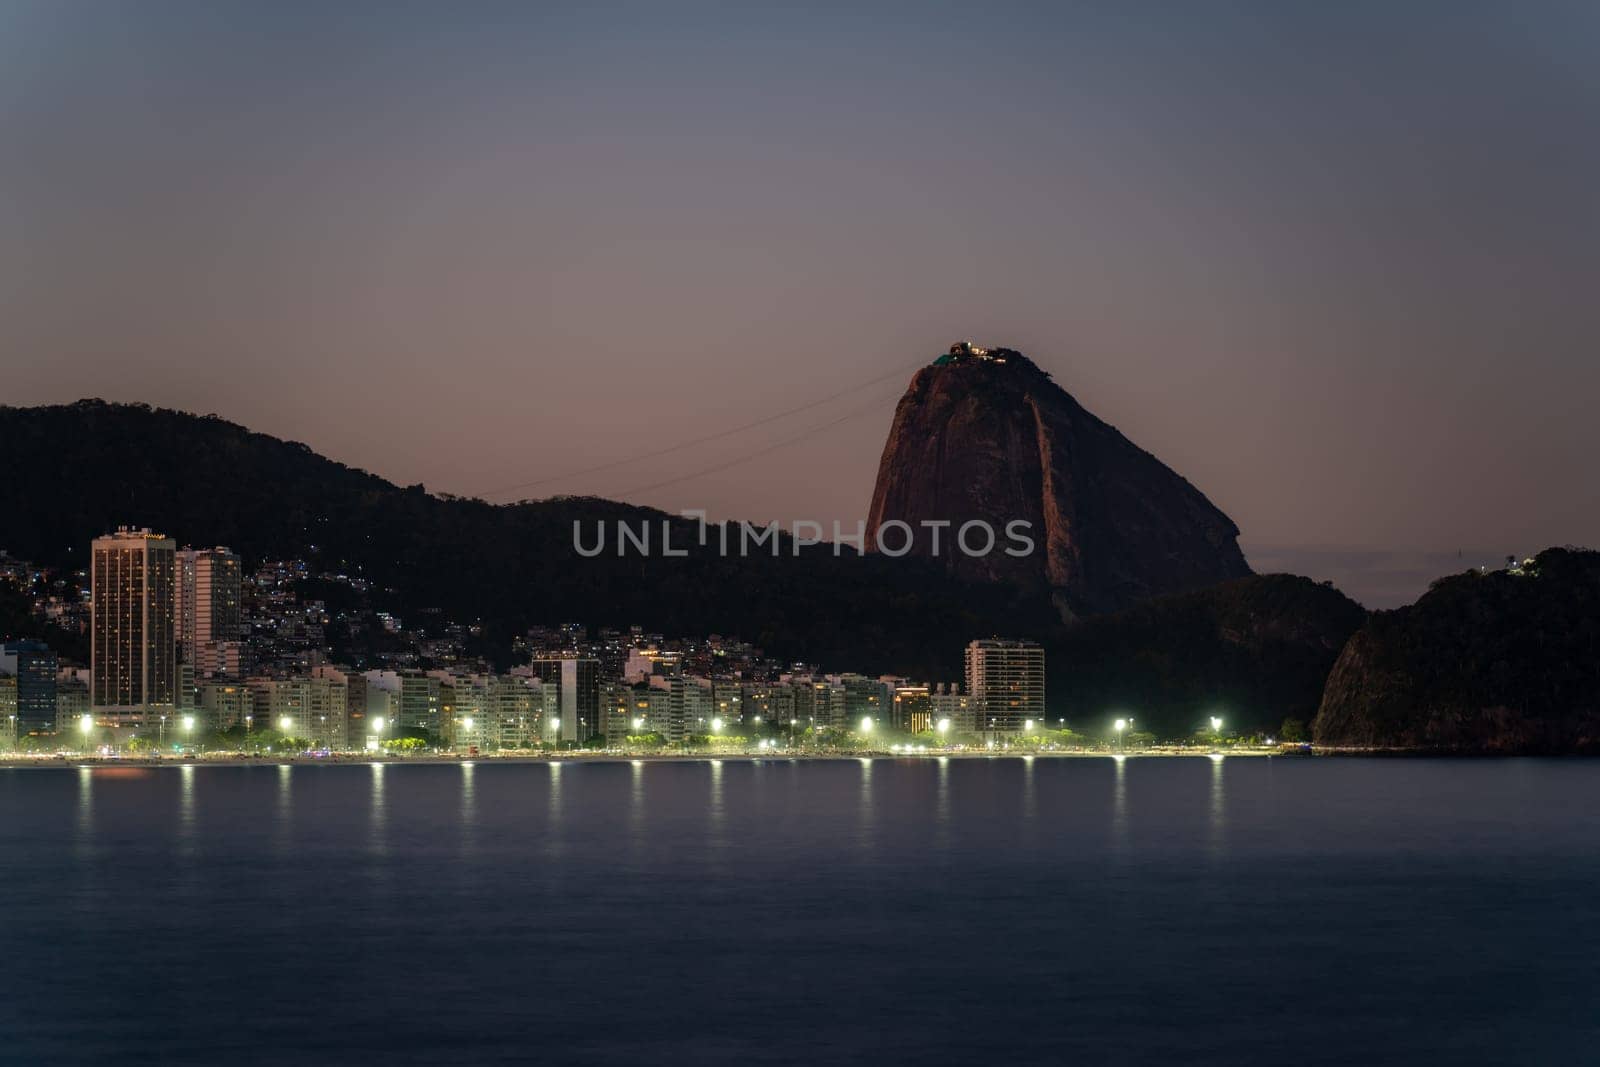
left=4, top=2, right=1598, bottom=606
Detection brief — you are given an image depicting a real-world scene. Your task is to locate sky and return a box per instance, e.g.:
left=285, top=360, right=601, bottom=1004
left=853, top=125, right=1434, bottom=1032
left=3, top=1, right=1598, bottom=607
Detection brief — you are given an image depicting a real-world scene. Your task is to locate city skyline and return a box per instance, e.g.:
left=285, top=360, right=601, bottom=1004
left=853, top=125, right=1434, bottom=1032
left=47, top=523, right=1060, bottom=754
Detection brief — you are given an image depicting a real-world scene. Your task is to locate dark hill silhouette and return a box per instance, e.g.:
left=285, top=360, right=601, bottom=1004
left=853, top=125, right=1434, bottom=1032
left=2, top=401, right=1367, bottom=734
left=1051, top=574, right=1367, bottom=739
left=1314, top=547, right=1600, bottom=752
left=0, top=400, right=1051, bottom=678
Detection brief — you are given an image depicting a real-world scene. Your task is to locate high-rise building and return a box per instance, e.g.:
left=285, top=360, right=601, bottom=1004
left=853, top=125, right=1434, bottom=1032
left=623, top=647, right=683, bottom=683
left=305, top=675, right=350, bottom=750
left=0, top=675, right=16, bottom=749
left=645, top=675, right=689, bottom=743
left=892, top=685, right=933, bottom=734
left=1, top=640, right=58, bottom=735
left=91, top=528, right=177, bottom=725
left=363, top=670, right=443, bottom=737
left=740, top=683, right=796, bottom=732
left=964, top=639, right=1045, bottom=734
left=437, top=673, right=489, bottom=750
left=529, top=657, right=600, bottom=743
left=194, top=640, right=250, bottom=679
left=177, top=547, right=243, bottom=669
left=931, top=684, right=972, bottom=734
left=482, top=675, right=553, bottom=750
left=54, top=672, right=90, bottom=734
left=801, top=679, right=846, bottom=730
left=363, top=681, right=397, bottom=745
left=397, top=673, right=442, bottom=736
left=315, top=666, right=367, bottom=744
left=198, top=680, right=254, bottom=731
left=835, top=674, right=890, bottom=730
left=683, top=676, right=714, bottom=735
left=252, top=676, right=349, bottom=749
left=600, top=682, right=632, bottom=746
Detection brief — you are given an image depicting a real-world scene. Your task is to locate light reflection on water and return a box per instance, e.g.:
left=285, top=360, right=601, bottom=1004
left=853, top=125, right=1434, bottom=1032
left=368, top=761, right=387, bottom=853
left=459, top=762, right=476, bottom=859
left=178, top=764, right=197, bottom=858
left=857, top=757, right=874, bottom=853
left=273, top=764, right=292, bottom=857
left=1208, top=754, right=1226, bottom=861
left=8, top=757, right=1600, bottom=1064
left=74, top=765, right=93, bottom=851
left=708, top=759, right=725, bottom=825
left=707, top=759, right=727, bottom=873
left=1111, top=754, right=1128, bottom=856
left=179, top=764, right=196, bottom=831
left=629, top=759, right=645, bottom=848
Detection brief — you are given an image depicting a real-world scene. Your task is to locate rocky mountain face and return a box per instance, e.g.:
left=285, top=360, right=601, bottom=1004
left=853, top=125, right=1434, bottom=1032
left=867, top=343, right=1252, bottom=618
left=1313, top=548, right=1600, bottom=753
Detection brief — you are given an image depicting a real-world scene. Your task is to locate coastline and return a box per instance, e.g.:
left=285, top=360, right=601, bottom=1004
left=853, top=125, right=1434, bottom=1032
left=0, top=748, right=1286, bottom=770
left=13, top=745, right=1582, bottom=769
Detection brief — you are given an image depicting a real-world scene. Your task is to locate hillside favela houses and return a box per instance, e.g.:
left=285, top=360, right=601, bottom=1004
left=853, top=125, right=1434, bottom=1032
left=0, top=527, right=1048, bottom=756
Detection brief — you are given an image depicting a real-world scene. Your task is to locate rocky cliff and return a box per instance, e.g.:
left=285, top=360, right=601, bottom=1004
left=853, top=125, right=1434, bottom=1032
left=1313, top=547, right=1600, bottom=752
left=866, top=343, right=1251, bottom=617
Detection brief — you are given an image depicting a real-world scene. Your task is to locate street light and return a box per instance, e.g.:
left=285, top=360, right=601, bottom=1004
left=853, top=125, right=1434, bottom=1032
left=859, top=716, right=873, bottom=734
left=1115, top=717, right=1128, bottom=752
left=1024, top=719, right=1035, bottom=732
left=79, top=713, right=93, bottom=743
left=632, top=717, right=644, bottom=730
left=710, top=717, right=724, bottom=733
left=462, top=716, right=475, bottom=732
left=279, top=715, right=293, bottom=734
left=937, top=718, right=951, bottom=737
left=1210, top=716, right=1224, bottom=733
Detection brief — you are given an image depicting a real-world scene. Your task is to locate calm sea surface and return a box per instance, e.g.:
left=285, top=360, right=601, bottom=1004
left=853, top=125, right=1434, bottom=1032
left=1, top=757, right=1596, bottom=1064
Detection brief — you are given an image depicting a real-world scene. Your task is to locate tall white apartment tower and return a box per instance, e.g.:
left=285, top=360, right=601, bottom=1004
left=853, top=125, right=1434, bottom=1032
left=91, top=528, right=178, bottom=725
left=964, top=638, right=1045, bottom=734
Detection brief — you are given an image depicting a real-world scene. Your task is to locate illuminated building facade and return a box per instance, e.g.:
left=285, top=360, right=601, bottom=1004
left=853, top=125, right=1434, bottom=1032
left=91, top=528, right=178, bottom=725
left=964, top=639, right=1044, bottom=734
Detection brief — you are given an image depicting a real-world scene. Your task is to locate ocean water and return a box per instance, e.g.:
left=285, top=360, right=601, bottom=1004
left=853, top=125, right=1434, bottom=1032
left=1, top=756, right=1596, bottom=1064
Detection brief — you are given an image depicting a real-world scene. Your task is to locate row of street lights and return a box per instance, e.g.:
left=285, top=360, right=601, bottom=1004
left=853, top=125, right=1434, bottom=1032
left=60, top=709, right=1224, bottom=754
left=1112, top=715, right=1223, bottom=751
left=71, top=711, right=370, bottom=752
left=77, top=713, right=197, bottom=742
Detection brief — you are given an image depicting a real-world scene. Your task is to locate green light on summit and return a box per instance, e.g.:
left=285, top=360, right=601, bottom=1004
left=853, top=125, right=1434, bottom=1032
left=934, top=341, right=1006, bottom=365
